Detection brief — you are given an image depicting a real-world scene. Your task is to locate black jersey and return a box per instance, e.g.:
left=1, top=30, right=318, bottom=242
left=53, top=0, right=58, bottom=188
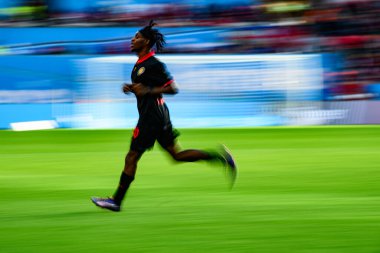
left=131, top=52, right=173, bottom=126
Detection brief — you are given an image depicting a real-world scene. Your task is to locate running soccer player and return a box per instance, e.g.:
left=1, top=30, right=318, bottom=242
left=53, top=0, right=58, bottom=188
left=91, top=21, right=237, bottom=212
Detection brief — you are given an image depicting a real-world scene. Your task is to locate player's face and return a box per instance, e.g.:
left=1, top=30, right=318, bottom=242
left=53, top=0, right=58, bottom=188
left=130, top=32, right=149, bottom=52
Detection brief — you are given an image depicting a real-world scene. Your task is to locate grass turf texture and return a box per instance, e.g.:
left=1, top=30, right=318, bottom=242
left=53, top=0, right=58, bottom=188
left=1, top=126, right=380, bottom=253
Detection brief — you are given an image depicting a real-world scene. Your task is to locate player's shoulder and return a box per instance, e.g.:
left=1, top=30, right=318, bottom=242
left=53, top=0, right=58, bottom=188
left=150, top=56, right=165, bottom=65
left=146, top=56, right=167, bottom=69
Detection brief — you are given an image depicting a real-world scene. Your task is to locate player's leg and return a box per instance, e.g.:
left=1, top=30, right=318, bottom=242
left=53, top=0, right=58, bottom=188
left=91, top=125, right=154, bottom=211
left=163, top=142, right=211, bottom=162
left=91, top=150, right=142, bottom=212
left=158, top=126, right=238, bottom=187
left=112, top=125, right=155, bottom=204
left=112, top=150, right=143, bottom=205
left=163, top=142, right=237, bottom=187
left=157, top=125, right=220, bottom=162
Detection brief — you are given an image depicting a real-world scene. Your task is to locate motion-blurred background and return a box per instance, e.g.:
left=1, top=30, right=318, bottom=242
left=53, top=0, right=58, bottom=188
left=2, top=2, right=380, bottom=253
left=1, top=0, right=380, bottom=130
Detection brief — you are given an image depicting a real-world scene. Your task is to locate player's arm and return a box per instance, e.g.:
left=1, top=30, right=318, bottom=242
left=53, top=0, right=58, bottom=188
left=150, top=80, right=178, bottom=95
left=123, top=83, right=149, bottom=96
left=126, top=62, right=178, bottom=96
left=122, top=83, right=135, bottom=94
left=128, top=81, right=178, bottom=96
left=148, top=62, right=178, bottom=95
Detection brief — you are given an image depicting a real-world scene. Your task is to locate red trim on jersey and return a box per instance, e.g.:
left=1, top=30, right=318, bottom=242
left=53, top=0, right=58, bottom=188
left=162, top=79, right=174, bottom=87
left=136, top=51, right=155, bottom=64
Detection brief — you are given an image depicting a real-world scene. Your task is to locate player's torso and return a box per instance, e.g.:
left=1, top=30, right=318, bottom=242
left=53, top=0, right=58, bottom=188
left=131, top=57, right=158, bottom=87
left=130, top=56, right=170, bottom=125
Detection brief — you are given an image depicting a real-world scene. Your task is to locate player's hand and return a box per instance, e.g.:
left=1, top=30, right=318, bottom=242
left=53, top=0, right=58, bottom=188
left=130, top=83, right=151, bottom=96
left=122, top=83, right=134, bottom=94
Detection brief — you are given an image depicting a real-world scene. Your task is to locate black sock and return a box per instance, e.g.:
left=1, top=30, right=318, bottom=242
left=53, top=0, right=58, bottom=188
left=205, top=150, right=225, bottom=164
left=113, top=173, right=134, bottom=205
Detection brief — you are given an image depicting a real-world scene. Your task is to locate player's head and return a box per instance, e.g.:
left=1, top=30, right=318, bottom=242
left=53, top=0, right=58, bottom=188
left=130, top=20, right=166, bottom=53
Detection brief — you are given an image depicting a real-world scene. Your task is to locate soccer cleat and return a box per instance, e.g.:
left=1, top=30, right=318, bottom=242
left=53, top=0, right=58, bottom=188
left=221, top=145, right=238, bottom=189
left=91, top=197, right=121, bottom=212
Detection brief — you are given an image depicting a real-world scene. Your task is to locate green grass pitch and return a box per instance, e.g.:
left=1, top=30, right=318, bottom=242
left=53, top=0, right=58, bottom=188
left=1, top=126, right=380, bottom=253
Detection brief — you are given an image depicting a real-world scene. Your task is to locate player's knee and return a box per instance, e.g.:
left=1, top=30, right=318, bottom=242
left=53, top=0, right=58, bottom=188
left=163, top=145, right=183, bottom=161
left=172, top=151, right=187, bottom=162
left=165, top=150, right=179, bottom=161
left=172, top=153, right=181, bottom=161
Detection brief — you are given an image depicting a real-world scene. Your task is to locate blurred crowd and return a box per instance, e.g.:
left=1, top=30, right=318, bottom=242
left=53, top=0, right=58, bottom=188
left=1, top=0, right=380, bottom=100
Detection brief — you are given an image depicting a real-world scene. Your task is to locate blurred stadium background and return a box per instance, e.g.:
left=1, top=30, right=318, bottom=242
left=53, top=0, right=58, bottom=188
left=1, top=1, right=380, bottom=253
left=1, top=0, right=380, bottom=129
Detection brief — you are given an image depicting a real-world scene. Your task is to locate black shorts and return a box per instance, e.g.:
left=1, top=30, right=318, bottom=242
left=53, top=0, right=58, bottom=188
left=130, top=123, right=179, bottom=153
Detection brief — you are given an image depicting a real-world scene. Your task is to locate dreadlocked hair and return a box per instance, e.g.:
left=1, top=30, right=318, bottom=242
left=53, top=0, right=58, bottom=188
left=138, top=20, right=166, bottom=52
